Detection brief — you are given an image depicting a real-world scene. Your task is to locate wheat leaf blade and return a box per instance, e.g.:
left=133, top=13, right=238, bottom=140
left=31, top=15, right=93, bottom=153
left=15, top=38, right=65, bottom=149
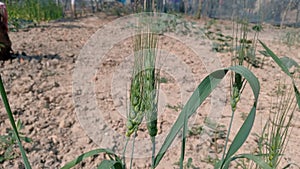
left=259, top=40, right=300, bottom=109
left=154, top=65, right=260, bottom=168
left=61, top=148, right=121, bottom=169
left=226, top=154, right=272, bottom=169
left=97, top=160, right=123, bottom=169
left=259, top=40, right=292, bottom=77
left=153, top=69, right=226, bottom=167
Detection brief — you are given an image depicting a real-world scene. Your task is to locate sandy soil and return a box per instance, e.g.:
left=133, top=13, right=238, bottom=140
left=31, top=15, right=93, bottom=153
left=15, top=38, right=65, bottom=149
left=0, top=12, right=299, bottom=169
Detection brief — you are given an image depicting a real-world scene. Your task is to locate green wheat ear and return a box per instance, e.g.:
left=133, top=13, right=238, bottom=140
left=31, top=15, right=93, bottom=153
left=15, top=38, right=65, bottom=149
left=126, top=70, right=144, bottom=137
left=126, top=30, right=160, bottom=138
left=144, top=67, right=160, bottom=137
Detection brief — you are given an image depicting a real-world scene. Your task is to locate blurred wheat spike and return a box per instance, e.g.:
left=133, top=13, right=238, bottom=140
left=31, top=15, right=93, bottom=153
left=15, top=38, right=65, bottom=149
left=126, top=25, right=160, bottom=138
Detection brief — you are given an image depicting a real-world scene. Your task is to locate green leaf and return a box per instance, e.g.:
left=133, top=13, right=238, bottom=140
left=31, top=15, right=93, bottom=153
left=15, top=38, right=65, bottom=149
left=97, top=160, right=123, bottom=169
left=0, top=155, right=4, bottom=163
left=61, top=148, right=122, bottom=169
left=217, top=66, right=260, bottom=169
left=4, top=145, right=16, bottom=160
left=229, top=154, right=272, bottom=169
left=179, top=100, right=188, bottom=169
left=294, top=85, right=300, bottom=110
left=259, top=40, right=291, bottom=77
left=154, top=66, right=260, bottom=168
left=252, top=25, right=263, bottom=32
left=16, top=119, right=22, bottom=130
left=153, top=69, right=226, bottom=168
left=259, top=40, right=300, bottom=109
left=280, top=56, right=299, bottom=70
left=220, top=107, right=257, bottom=169
left=187, top=158, right=193, bottom=168
left=0, top=135, right=10, bottom=144
left=258, top=50, right=270, bottom=57
left=20, top=136, right=32, bottom=143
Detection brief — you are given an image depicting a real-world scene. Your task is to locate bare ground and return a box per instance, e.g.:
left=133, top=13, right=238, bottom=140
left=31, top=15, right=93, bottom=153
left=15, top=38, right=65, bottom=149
left=0, top=12, right=300, bottom=169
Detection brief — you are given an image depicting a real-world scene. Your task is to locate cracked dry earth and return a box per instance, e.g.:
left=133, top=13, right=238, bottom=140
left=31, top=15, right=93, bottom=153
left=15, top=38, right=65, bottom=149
left=0, top=12, right=300, bottom=169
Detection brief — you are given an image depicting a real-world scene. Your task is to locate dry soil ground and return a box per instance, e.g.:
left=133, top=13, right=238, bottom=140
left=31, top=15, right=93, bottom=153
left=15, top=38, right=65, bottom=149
left=0, top=12, right=300, bottom=169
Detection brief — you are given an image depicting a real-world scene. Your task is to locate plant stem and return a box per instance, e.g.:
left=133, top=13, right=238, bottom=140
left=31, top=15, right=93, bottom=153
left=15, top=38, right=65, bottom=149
left=151, top=136, right=155, bottom=168
left=221, top=109, right=235, bottom=166
left=130, top=131, right=137, bottom=169
left=180, top=107, right=188, bottom=169
left=122, top=137, right=130, bottom=168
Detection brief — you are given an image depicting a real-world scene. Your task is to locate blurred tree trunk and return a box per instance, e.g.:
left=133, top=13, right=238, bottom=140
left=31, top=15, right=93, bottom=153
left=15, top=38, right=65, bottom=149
left=134, top=0, right=140, bottom=11
left=91, top=0, right=100, bottom=12
left=195, top=0, right=202, bottom=19
left=134, top=0, right=138, bottom=12
left=205, top=0, right=217, bottom=18
left=71, top=0, right=76, bottom=18
left=183, top=0, right=188, bottom=14
left=90, top=0, right=95, bottom=13
left=272, top=0, right=283, bottom=25
left=64, top=0, right=69, bottom=17
left=210, top=0, right=215, bottom=18
left=281, top=0, right=293, bottom=28
left=296, top=1, right=300, bottom=26
left=191, top=0, right=197, bottom=16
left=203, top=0, right=209, bottom=17
left=217, top=0, right=222, bottom=17
left=152, top=0, right=155, bottom=12
left=144, top=0, right=152, bottom=12
left=156, top=0, right=164, bottom=12
left=96, top=0, right=100, bottom=12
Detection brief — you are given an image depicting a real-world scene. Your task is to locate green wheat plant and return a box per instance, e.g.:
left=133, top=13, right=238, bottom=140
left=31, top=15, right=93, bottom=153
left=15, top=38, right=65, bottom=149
left=213, top=15, right=261, bottom=168
left=259, top=83, right=297, bottom=168
left=238, top=77, right=299, bottom=169
left=0, top=119, right=32, bottom=163
left=63, top=14, right=161, bottom=169
left=125, top=18, right=160, bottom=168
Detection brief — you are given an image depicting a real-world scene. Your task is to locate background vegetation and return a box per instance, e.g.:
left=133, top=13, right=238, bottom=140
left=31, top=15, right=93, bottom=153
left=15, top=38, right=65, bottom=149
left=4, top=0, right=63, bottom=30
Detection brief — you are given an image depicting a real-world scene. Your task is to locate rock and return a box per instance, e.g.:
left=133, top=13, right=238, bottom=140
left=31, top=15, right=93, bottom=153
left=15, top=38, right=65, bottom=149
left=59, top=118, right=73, bottom=128
left=65, top=52, right=75, bottom=58
left=114, top=99, right=122, bottom=107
